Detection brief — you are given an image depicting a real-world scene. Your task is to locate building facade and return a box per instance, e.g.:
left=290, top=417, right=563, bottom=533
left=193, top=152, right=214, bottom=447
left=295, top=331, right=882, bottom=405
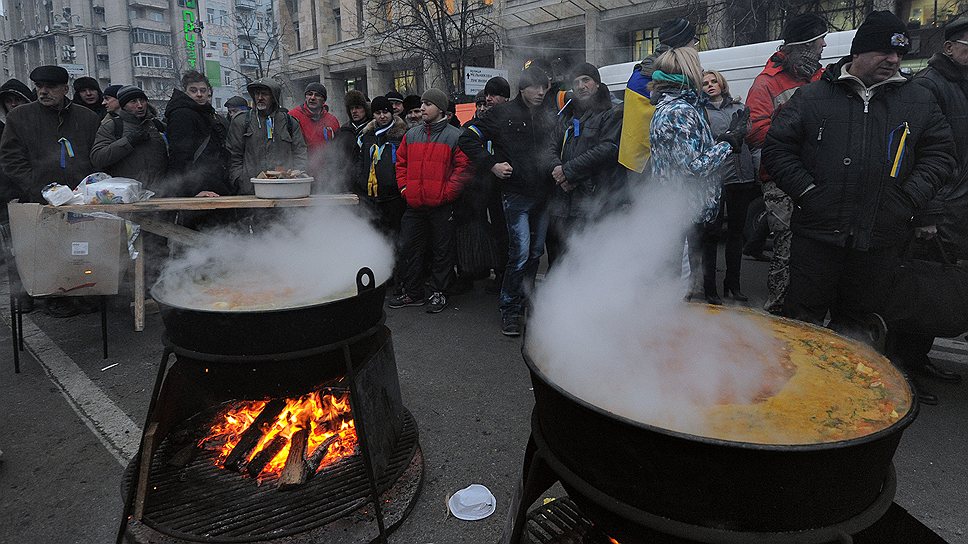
left=0, top=0, right=267, bottom=111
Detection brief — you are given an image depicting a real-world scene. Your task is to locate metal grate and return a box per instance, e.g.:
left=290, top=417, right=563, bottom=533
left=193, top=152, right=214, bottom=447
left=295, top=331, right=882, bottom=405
left=527, top=498, right=613, bottom=544
left=125, top=410, right=418, bottom=543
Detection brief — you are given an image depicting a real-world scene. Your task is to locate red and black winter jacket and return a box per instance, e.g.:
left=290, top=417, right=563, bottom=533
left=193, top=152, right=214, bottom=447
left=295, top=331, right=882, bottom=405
left=746, top=51, right=823, bottom=150
left=396, top=119, right=470, bottom=208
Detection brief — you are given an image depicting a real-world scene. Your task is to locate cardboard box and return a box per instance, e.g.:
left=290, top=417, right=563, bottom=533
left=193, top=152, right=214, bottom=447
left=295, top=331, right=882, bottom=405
left=7, top=201, right=126, bottom=296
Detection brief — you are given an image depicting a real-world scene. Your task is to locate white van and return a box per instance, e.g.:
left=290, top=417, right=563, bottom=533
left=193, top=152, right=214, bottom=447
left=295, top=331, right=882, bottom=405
left=598, top=30, right=857, bottom=101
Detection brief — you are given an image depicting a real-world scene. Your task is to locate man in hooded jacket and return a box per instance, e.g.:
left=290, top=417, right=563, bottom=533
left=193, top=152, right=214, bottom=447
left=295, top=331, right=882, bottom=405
left=226, top=78, right=307, bottom=195
left=72, top=76, right=107, bottom=119
left=164, top=70, right=231, bottom=197
left=543, top=62, right=623, bottom=267
left=0, top=78, right=36, bottom=219
left=747, top=13, right=828, bottom=314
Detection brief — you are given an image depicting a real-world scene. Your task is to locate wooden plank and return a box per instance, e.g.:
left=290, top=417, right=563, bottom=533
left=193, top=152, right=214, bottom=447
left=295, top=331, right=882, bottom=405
left=136, top=217, right=209, bottom=247
left=134, top=235, right=144, bottom=332
left=52, top=194, right=359, bottom=213
left=133, top=422, right=159, bottom=520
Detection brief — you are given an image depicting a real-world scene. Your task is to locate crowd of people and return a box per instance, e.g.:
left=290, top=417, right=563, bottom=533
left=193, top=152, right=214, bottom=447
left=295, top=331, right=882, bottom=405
left=1, top=9, right=966, bottom=404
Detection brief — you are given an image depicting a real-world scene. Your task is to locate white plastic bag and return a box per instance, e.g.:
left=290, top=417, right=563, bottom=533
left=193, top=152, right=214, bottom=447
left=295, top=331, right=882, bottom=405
left=79, top=177, right=153, bottom=204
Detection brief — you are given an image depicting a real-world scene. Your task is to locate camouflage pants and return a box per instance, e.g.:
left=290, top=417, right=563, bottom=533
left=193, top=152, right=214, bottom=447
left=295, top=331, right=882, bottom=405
left=763, top=180, right=793, bottom=314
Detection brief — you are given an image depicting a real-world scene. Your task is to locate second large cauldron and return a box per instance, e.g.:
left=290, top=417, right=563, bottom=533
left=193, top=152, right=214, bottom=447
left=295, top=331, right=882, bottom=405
left=522, top=315, right=919, bottom=540
left=152, top=267, right=386, bottom=355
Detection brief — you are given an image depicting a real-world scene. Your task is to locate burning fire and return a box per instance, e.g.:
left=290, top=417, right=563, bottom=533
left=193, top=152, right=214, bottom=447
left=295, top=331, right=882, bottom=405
left=198, top=389, right=357, bottom=479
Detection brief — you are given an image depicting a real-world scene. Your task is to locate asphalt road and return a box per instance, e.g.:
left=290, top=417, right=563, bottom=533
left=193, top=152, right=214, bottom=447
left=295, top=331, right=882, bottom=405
left=1, top=253, right=966, bottom=544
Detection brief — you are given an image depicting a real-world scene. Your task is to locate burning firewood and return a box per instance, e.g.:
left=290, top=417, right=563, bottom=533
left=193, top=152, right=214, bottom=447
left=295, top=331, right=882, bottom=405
left=305, top=434, right=341, bottom=476
left=246, top=435, right=288, bottom=477
left=223, top=398, right=286, bottom=472
left=277, top=427, right=311, bottom=490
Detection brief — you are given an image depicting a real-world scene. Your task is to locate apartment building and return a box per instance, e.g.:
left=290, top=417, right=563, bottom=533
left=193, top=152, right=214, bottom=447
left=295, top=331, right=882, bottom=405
left=279, top=0, right=962, bottom=117
left=0, top=0, right=267, bottom=110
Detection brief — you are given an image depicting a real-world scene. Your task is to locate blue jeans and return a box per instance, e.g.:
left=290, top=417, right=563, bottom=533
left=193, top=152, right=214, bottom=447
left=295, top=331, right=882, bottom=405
left=500, top=192, right=549, bottom=318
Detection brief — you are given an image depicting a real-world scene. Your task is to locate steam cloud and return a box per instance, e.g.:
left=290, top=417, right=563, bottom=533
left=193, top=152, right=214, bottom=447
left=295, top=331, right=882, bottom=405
left=526, top=181, right=782, bottom=437
left=152, top=205, right=394, bottom=310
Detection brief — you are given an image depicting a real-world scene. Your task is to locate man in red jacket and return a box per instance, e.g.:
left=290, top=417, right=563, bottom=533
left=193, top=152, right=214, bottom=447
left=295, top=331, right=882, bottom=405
left=746, top=13, right=827, bottom=315
left=389, top=88, right=471, bottom=314
left=289, top=82, right=340, bottom=186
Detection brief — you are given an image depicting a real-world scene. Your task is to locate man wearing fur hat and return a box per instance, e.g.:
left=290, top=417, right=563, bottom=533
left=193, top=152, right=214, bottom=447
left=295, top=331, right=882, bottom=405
left=764, top=11, right=955, bottom=347
left=226, top=77, right=307, bottom=195
left=335, top=89, right=371, bottom=187
left=290, top=82, right=341, bottom=184
left=747, top=13, right=828, bottom=314
left=543, top=62, right=623, bottom=267
left=402, top=95, right=423, bottom=128
left=0, top=65, right=100, bottom=203
left=459, top=63, right=555, bottom=336
left=355, top=95, right=407, bottom=237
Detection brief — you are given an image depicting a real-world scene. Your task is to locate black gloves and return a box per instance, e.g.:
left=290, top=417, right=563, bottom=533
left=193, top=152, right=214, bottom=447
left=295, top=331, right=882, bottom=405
left=126, top=125, right=149, bottom=145
left=716, top=108, right=750, bottom=153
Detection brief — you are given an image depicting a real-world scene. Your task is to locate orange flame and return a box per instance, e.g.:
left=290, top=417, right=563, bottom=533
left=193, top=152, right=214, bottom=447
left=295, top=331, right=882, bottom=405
left=197, top=389, right=357, bottom=479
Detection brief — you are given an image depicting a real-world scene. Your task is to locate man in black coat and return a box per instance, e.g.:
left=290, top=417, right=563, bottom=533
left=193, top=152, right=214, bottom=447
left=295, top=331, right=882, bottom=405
left=459, top=65, right=555, bottom=336
left=543, top=62, right=623, bottom=267
left=163, top=70, right=232, bottom=197
left=886, top=17, right=968, bottom=390
left=763, top=11, right=956, bottom=341
left=0, top=78, right=36, bottom=221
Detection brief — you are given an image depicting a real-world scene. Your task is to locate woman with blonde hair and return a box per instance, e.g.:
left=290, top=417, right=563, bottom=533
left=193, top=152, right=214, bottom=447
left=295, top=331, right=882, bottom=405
left=702, top=69, right=757, bottom=303
left=648, top=47, right=748, bottom=304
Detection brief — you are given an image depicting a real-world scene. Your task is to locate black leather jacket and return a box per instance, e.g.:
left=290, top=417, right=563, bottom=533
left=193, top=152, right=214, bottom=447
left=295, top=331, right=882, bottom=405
left=764, top=56, right=956, bottom=250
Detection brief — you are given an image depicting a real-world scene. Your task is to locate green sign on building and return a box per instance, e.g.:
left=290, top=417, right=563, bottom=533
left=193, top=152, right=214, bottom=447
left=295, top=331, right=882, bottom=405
left=206, top=61, right=221, bottom=87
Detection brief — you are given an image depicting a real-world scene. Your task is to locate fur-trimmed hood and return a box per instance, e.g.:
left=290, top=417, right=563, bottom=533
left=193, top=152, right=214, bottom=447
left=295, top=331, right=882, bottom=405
left=361, top=114, right=407, bottom=139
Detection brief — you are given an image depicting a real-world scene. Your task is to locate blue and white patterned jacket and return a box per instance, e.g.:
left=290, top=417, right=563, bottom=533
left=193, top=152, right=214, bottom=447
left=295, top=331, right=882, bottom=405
left=648, top=89, right=732, bottom=223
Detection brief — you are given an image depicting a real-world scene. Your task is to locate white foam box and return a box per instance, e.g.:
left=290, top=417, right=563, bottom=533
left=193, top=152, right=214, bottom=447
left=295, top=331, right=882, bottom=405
left=7, top=201, right=126, bottom=296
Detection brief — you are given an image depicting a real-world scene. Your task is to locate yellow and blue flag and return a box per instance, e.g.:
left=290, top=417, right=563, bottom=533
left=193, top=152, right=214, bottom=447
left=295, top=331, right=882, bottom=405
left=618, top=66, right=655, bottom=174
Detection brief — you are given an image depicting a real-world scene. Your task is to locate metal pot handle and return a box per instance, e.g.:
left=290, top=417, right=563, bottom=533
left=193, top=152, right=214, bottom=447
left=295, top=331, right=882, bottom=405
left=356, top=267, right=375, bottom=293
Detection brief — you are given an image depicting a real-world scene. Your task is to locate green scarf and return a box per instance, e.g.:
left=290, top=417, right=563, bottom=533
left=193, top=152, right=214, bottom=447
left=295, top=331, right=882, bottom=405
left=652, top=70, right=689, bottom=86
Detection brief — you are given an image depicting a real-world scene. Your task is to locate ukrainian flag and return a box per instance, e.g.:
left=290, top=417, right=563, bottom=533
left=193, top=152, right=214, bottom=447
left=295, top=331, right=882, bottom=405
left=618, top=66, right=655, bottom=174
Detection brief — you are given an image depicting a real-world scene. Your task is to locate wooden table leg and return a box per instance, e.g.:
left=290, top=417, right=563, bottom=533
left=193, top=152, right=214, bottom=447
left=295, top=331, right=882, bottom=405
left=134, top=234, right=145, bottom=332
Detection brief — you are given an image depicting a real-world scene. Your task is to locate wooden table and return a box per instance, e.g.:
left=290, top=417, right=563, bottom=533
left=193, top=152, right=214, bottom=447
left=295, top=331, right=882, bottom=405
left=53, top=194, right=359, bottom=331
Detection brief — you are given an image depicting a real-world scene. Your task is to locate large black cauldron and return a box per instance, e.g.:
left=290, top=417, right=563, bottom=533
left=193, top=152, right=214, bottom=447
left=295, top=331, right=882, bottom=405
left=152, top=267, right=386, bottom=356
left=522, top=327, right=919, bottom=539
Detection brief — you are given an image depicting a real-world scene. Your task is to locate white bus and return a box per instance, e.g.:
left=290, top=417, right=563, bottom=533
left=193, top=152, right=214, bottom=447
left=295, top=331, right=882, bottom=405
left=598, top=30, right=857, bottom=101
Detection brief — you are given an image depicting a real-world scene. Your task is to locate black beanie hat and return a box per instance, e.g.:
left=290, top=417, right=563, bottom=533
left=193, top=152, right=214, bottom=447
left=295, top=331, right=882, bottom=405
left=73, top=76, right=100, bottom=93
left=103, top=84, right=123, bottom=98
left=658, top=18, right=696, bottom=48
left=117, top=85, right=148, bottom=108
left=371, top=95, right=392, bottom=113
left=385, top=90, right=404, bottom=103
left=945, top=17, right=968, bottom=41
left=403, top=94, right=422, bottom=111
left=304, top=82, right=327, bottom=100
left=850, top=11, right=911, bottom=56
left=569, top=62, right=601, bottom=84
left=483, top=76, right=511, bottom=98
left=29, top=65, right=69, bottom=85
left=782, top=14, right=828, bottom=45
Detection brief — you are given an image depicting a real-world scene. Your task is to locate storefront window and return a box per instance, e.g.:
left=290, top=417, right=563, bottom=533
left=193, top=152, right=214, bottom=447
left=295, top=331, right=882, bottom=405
left=904, top=0, right=961, bottom=28
left=632, top=28, right=659, bottom=60
left=393, top=69, right=417, bottom=95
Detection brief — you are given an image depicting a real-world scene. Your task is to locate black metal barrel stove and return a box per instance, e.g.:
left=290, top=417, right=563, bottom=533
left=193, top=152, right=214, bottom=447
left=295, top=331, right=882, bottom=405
left=504, top=311, right=945, bottom=544
left=118, top=268, right=423, bottom=544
